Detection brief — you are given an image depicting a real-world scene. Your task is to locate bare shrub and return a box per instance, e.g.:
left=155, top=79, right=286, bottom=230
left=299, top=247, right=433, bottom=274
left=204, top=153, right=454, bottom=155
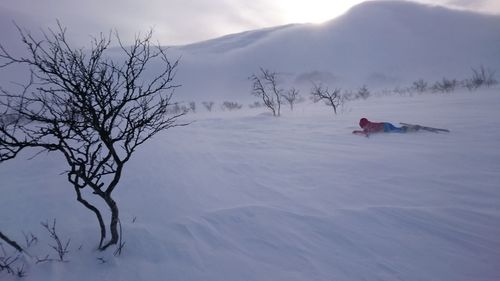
left=432, top=78, right=458, bottom=93
left=412, top=79, right=428, bottom=93
left=250, top=68, right=283, bottom=116
left=342, top=89, right=356, bottom=101
left=310, top=83, right=343, bottom=114
left=281, top=87, right=301, bottom=111
left=0, top=232, right=27, bottom=277
left=0, top=244, right=26, bottom=277
left=38, top=219, right=70, bottom=263
left=23, top=232, right=38, bottom=249
left=356, top=85, right=370, bottom=99
left=167, top=102, right=189, bottom=115
left=464, top=65, right=498, bottom=90
left=393, top=86, right=410, bottom=96
left=221, top=101, right=243, bottom=111
left=189, top=102, right=196, bottom=113
left=202, top=101, right=215, bottom=112
left=0, top=24, right=186, bottom=251
left=248, top=101, right=263, bottom=109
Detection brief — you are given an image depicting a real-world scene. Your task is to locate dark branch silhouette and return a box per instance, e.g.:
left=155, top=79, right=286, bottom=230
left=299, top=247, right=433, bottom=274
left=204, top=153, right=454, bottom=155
left=250, top=68, right=283, bottom=117
left=0, top=23, right=186, bottom=250
left=310, top=83, right=343, bottom=114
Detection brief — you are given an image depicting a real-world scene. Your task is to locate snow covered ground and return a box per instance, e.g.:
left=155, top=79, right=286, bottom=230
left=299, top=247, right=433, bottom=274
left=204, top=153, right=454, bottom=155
left=1, top=87, right=500, bottom=281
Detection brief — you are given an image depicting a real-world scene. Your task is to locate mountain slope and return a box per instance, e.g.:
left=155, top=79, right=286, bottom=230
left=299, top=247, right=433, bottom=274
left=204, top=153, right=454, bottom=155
left=166, top=1, right=500, bottom=100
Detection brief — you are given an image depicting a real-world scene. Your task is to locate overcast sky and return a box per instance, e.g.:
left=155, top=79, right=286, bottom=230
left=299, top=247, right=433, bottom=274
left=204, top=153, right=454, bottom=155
left=1, top=0, right=499, bottom=46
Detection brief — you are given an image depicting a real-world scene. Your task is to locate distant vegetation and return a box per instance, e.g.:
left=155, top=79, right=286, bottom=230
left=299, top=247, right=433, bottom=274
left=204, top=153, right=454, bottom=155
left=391, top=66, right=497, bottom=96
left=176, top=65, right=498, bottom=115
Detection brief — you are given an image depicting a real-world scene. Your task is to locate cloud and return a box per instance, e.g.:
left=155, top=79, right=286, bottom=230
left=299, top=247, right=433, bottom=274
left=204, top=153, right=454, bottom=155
left=0, top=0, right=283, bottom=46
left=445, top=0, right=486, bottom=7
left=1, top=0, right=499, bottom=48
left=442, top=0, right=500, bottom=13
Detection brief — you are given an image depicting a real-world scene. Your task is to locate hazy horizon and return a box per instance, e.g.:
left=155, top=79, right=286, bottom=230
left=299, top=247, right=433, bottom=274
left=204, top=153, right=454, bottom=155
left=1, top=0, right=499, bottom=46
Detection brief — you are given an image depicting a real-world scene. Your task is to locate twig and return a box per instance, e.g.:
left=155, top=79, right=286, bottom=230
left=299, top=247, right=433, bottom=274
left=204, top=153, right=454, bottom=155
left=40, top=219, right=70, bottom=262
left=23, top=231, right=38, bottom=248
left=113, top=218, right=125, bottom=256
left=0, top=231, right=23, bottom=253
left=0, top=243, right=25, bottom=276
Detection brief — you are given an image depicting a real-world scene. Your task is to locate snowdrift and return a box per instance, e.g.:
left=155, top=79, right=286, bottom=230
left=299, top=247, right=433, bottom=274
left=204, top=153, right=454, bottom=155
left=2, top=88, right=500, bottom=281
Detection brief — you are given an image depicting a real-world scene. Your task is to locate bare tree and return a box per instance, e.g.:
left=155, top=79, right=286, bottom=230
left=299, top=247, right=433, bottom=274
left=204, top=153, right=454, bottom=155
left=248, top=101, right=263, bottom=109
left=356, top=85, right=370, bottom=99
left=202, top=101, right=215, bottom=112
left=166, top=102, right=189, bottom=115
left=250, top=68, right=283, bottom=116
left=39, top=219, right=70, bottom=262
left=310, top=83, right=343, bottom=114
left=221, top=101, right=243, bottom=111
left=0, top=24, right=186, bottom=251
left=281, top=87, right=300, bottom=111
left=189, top=102, right=196, bottom=113
left=465, top=65, right=498, bottom=90
left=432, top=77, right=458, bottom=93
left=412, top=79, right=428, bottom=93
left=0, top=243, right=26, bottom=277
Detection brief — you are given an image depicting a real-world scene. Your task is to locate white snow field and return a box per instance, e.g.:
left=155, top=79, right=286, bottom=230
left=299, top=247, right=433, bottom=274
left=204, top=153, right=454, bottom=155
left=1, top=1, right=500, bottom=280
left=1, top=88, right=500, bottom=281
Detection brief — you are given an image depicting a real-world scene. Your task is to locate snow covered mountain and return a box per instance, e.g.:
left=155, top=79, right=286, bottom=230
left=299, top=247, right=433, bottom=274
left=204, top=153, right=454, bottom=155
left=167, top=0, right=500, bottom=100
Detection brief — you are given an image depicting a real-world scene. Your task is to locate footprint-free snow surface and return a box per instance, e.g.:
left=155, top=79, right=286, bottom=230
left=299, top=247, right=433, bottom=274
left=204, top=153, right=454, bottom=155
left=1, top=89, right=499, bottom=281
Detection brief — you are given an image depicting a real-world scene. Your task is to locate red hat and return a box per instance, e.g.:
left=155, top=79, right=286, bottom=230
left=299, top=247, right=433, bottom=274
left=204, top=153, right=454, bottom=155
left=359, top=118, right=368, bottom=128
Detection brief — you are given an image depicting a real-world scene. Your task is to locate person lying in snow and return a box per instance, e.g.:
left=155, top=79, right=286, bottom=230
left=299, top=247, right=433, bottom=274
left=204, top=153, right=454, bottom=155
left=352, top=118, right=412, bottom=137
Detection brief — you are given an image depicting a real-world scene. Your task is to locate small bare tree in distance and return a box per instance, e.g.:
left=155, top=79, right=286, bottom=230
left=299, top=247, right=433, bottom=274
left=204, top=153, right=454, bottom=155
left=356, top=85, right=370, bottom=100
left=282, top=87, right=300, bottom=111
left=310, top=83, right=343, bottom=114
left=465, top=65, right=498, bottom=90
left=202, top=101, right=215, bottom=112
left=412, top=79, right=428, bottom=93
left=0, top=23, right=186, bottom=251
left=250, top=67, right=283, bottom=116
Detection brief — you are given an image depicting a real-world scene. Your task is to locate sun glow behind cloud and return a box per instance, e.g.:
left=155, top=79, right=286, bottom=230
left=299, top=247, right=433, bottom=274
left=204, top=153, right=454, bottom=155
left=1, top=0, right=499, bottom=46
left=274, top=0, right=367, bottom=24
left=275, top=0, right=500, bottom=25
